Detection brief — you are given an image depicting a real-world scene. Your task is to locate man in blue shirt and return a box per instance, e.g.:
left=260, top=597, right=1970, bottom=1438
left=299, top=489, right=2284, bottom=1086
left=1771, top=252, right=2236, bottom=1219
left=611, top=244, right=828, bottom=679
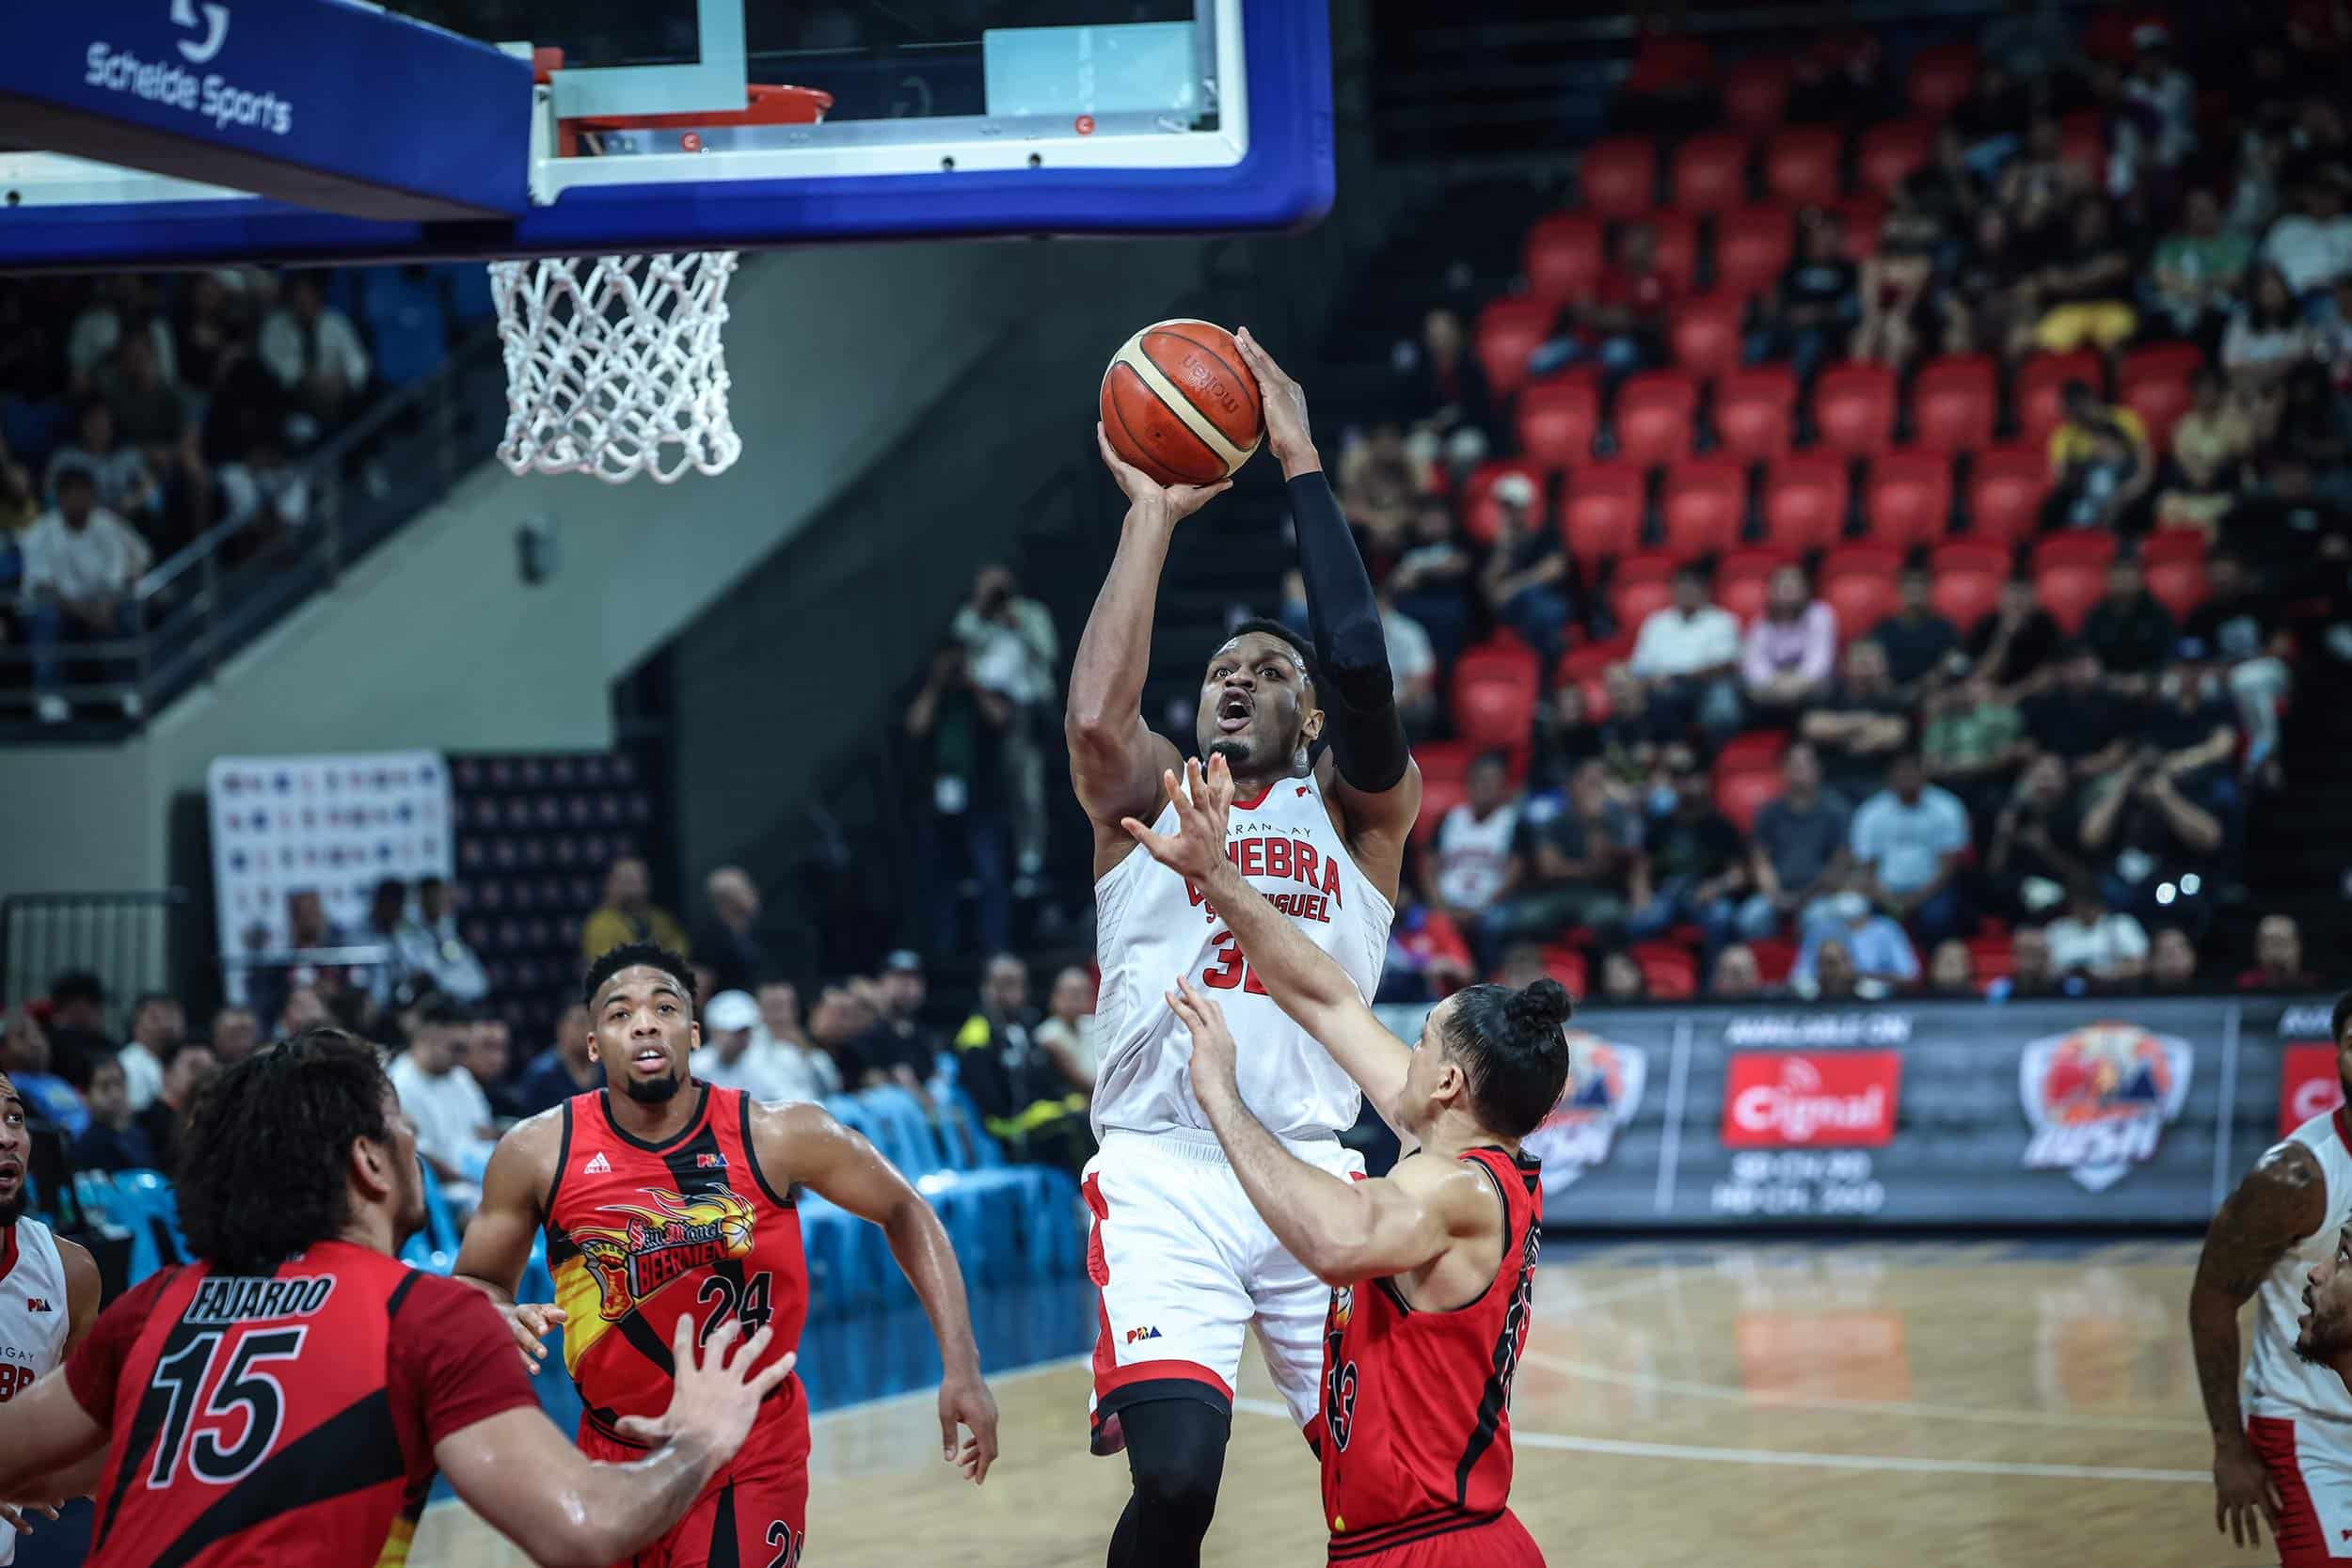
left=1847, top=751, right=1973, bottom=945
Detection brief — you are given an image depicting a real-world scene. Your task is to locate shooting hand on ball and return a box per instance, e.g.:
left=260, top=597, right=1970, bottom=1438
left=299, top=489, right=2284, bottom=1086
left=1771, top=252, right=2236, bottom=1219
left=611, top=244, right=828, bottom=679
left=1096, top=422, right=1231, bottom=528
left=1234, top=327, right=1319, bottom=479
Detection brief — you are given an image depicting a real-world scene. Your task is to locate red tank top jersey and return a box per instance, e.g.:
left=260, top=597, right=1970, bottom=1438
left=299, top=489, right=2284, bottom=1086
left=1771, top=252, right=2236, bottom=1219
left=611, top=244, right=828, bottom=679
left=545, top=1084, right=808, bottom=1446
left=1318, top=1146, right=1543, bottom=1560
left=61, top=1240, right=536, bottom=1568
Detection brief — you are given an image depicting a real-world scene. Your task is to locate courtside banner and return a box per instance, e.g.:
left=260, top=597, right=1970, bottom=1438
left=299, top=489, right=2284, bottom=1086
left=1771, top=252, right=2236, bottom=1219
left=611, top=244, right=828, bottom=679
left=1374, top=995, right=2326, bottom=1227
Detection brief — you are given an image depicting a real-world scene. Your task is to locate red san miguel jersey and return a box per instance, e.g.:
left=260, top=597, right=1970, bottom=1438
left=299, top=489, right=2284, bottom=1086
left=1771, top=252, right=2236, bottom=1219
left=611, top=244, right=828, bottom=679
left=545, top=1084, right=807, bottom=1446
left=1318, top=1146, right=1543, bottom=1560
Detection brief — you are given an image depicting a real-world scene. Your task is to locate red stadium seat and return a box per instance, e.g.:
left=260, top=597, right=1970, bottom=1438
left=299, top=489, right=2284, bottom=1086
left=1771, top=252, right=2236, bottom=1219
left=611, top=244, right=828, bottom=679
left=1759, top=453, right=1851, bottom=550
left=1820, top=544, right=1903, bottom=633
left=1561, top=464, right=1647, bottom=565
left=1525, top=212, right=1606, bottom=303
left=1631, top=942, right=1699, bottom=1000
left=1556, top=633, right=1633, bottom=685
left=1929, top=560, right=2002, bottom=631
left=1717, top=549, right=1789, bottom=624
left=1474, top=297, right=1556, bottom=400
left=1518, top=374, right=1602, bottom=467
left=1720, top=58, right=1792, bottom=132
left=1719, top=729, right=1791, bottom=772
left=1763, top=127, right=1843, bottom=207
left=1461, top=460, right=1550, bottom=546
left=1858, top=119, right=1934, bottom=198
left=1582, top=135, right=1660, bottom=218
left=2035, top=563, right=2105, bottom=634
left=1415, top=738, right=1476, bottom=789
left=1413, top=773, right=1467, bottom=842
left=1661, top=458, right=1748, bottom=560
left=2031, top=531, right=2118, bottom=573
left=1714, top=766, right=1781, bottom=833
left=2016, top=350, right=2106, bottom=449
left=1715, top=366, right=1799, bottom=461
left=1578, top=673, right=1613, bottom=721
left=1812, top=360, right=1899, bottom=456
left=1626, top=32, right=1714, bottom=94
left=2058, top=111, right=2106, bottom=181
left=1615, top=371, right=1700, bottom=465
left=1862, top=451, right=1954, bottom=547
left=2118, top=342, right=2202, bottom=454
left=1610, top=552, right=1681, bottom=631
left=1748, top=936, right=1799, bottom=982
left=1451, top=639, right=1544, bottom=749
left=1669, top=293, right=1745, bottom=377
left=1716, top=204, right=1795, bottom=300
left=1967, top=445, right=2051, bottom=545
left=2141, top=528, right=2207, bottom=566
left=1647, top=210, right=1701, bottom=293
left=1831, top=193, right=1887, bottom=258
left=1905, top=43, right=1979, bottom=119
left=1911, top=355, right=1998, bottom=452
left=1673, top=132, right=1751, bottom=212
left=1966, top=935, right=2015, bottom=985
left=2146, top=557, right=2210, bottom=621
left=1539, top=944, right=1590, bottom=996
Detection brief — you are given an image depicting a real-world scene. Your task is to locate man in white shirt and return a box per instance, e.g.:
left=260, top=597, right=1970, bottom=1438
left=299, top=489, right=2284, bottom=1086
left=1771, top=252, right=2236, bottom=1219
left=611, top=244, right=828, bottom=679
left=2262, top=179, right=2352, bottom=300
left=385, top=997, right=497, bottom=1213
left=1629, top=562, right=1745, bottom=737
left=257, top=275, right=372, bottom=439
left=393, top=875, right=490, bottom=1005
left=19, top=466, right=151, bottom=722
left=1847, top=751, right=1973, bottom=945
left=2043, top=880, right=2150, bottom=984
left=1378, top=584, right=1438, bottom=737
left=115, top=992, right=184, bottom=1115
left=752, top=981, right=841, bottom=1101
left=952, top=563, right=1059, bottom=886
left=1422, top=750, right=1520, bottom=922
left=689, top=990, right=800, bottom=1101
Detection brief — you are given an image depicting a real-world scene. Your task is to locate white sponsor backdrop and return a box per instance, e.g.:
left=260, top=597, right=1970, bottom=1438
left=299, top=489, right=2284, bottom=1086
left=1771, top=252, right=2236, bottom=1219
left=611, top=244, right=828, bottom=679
left=206, top=752, right=452, bottom=957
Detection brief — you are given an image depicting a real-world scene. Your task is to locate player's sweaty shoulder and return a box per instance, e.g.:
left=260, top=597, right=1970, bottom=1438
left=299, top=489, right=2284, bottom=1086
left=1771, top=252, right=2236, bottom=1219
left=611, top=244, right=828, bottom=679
left=745, top=1098, right=851, bottom=1186
left=2201, top=1139, right=2328, bottom=1291
left=488, top=1104, right=568, bottom=1194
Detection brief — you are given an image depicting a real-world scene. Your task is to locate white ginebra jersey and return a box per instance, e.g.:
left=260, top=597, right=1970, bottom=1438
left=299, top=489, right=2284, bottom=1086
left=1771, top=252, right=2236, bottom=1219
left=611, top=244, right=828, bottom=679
left=2245, top=1108, right=2352, bottom=1423
left=1435, top=801, right=1518, bottom=911
left=1092, top=771, right=1393, bottom=1141
left=0, top=1218, right=72, bottom=1567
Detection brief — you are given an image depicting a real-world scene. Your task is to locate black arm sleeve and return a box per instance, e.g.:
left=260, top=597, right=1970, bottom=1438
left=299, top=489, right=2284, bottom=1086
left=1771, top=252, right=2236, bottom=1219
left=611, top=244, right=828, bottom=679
left=1290, top=470, right=1411, bottom=794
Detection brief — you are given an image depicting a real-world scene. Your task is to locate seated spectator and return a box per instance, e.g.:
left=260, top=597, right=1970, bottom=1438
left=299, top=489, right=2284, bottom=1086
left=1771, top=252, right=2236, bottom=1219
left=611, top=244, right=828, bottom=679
left=2261, top=176, right=2352, bottom=304
left=1755, top=211, right=1860, bottom=383
left=2149, top=188, right=2255, bottom=339
left=215, top=438, right=311, bottom=542
left=1942, top=206, right=2034, bottom=357
left=1629, top=564, right=1744, bottom=738
left=807, top=982, right=887, bottom=1090
left=1386, top=498, right=1474, bottom=668
left=350, top=876, right=411, bottom=1020
left=99, top=329, right=196, bottom=464
left=1740, top=565, right=1838, bottom=712
left=1795, top=891, right=1919, bottom=996
left=393, top=875, right=489, bottom=1005
left=1921, top=673, right=2030, bottom=823
left=21, top=465, right=151, bottom=723
left=1036, top=966, right=1103, bottom=1085
left=2021, top=641, right=2135, bottom=781
left=387, top=996, right=496, bottom=1208
left=0, top=431, right=36, bottom=538
left=1854, top=160, right=1960, bottom=368
left=1627, top=745, right=1749, bottom=950
left=1927, top=940, right=1979, bottom=998
left=1478, top=474, right=1572, bottom=660
left=1966, top=578, right=2065, bottom=691
left=580, top=854, right=691, bottom=964
left=1384, top=903, right=1476, bottom=1004
left=2239, top=913, right=2323, bottom=991
left=689, top=989, right=797, bottom=1101
left=1813, top=938, right=1862, bottom=999
left=2077, top=737, right=2233, bottom=935
left=1378, top=580, right=1439, bottom=739
left=1537, top=221, right=1675, bottom=379
left=2116, top=35, right=2196, bottom=190
left=1799, top=639, right=1910, bottom=801
left=41, top=970, right=116, bottom=1089
left=1597, top=951, right=1648, bottom=1004
left=1535, top=678, right=1607, bottom=787
left=515, top=1003, right=601, bottom=1117
left=952, top=954, right=1090, bottom=1174
left=1999, top=116, right=2094, bottom=259
left=2025, top=198, right=2138, bottom=354
left=2043, top=385, right=2153, bottom=532
left=1422, top=752, right=1520, bottom=927
left=2, top=1007, right=87, bottom=1138
left=1875, top=565, right=1963, bottom=694
left=870, top=951, right=947, bottom=1105
left=116, top=991, right=183, bottom=1114
left=1596, top=661, right=1677, bottom=777
left=2080, top=558, right=2179, bottom=683
left=2273, top=361, right=2352, bottom=484
left=1737, top=742, right=1853, bottom=942
left=465, top=1017, right=525, bottom=1122
left=1985, top=754, right=2097, bottom=921
left=133, top=1039, right=215, bottom=1171
left=2044, top=880, right=2152, bottom=986
left=2144, top=665, right=2240, bottom=780
left=689, top=864, right=775, bottom=999
left=45, top=402, right=159, bottom=530
left=2222, top=265, right=2316, bottom=391
left=259, top=274, right=372, bottom=441
left=2149, top=926, right=2201, bottom=992
left=205, top=1003, right=261, bottom=1064
left=1709, top=943, right=1764, bottom=999
left=1396, top=308, right=1498, bottom=469
left=1492, top=943, right=1549, bottom=990
left=1338, top=423, right=1426, bottom=550
left=1849, top=751, right=1971, bottom=943
left=1995, top=927, right=2060, bottom=1000
left=2156, top=372, right=2257, bottom=532
left=1474, top=762, right=1646, bottom=961
left=2178, top=550, right=2294, bottom=777
left=67, top=1056, right=157, bottom=1173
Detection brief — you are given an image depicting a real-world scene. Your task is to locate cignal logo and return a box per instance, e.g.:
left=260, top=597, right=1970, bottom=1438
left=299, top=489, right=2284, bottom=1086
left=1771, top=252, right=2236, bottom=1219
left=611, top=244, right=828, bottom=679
left=1522, top=1030, right=1645, bottom=1196
left=2277, top=1043, right=2344, bottom=1139
left=2018, top=1022, right=2192, bottom=1191
left=171, top=0, right=230, bottom=64
left=1720, top=1051, right=1900, bottom=1148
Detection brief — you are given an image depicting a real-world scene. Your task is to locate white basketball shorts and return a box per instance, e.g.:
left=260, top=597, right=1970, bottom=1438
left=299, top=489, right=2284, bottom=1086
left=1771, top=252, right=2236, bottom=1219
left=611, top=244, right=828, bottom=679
left=2251, top=1412, right=2352, bottom=1565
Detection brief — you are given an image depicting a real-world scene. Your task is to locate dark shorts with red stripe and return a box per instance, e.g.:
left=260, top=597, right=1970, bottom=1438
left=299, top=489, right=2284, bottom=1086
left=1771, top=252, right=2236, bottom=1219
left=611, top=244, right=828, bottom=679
left=2249, top=1414, right=2352, bottom=1566
left=1328, top=1507, right=1545, bottom=1565
left=582, top=1394, right=809, bottom=1568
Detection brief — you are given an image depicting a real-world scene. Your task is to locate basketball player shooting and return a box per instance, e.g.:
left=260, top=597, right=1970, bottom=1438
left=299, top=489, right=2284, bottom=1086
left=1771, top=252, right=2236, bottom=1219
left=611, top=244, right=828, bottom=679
left=1129, top=754, right=1563, bottom=1566
left=0, top=1069, right=103, bottom=1560
left=2191, top=990, right=2352, bottom=1563
left=1067, top=329, right=1422, bottom=1564
left=453, top=943, right=999, bottom=1568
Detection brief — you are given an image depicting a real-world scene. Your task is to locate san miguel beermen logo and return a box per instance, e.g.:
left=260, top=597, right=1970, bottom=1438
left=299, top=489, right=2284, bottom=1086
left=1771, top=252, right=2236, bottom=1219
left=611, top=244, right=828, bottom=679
left=1521, top=1030, right=1645, bottom=1197
left=572, top=1189, right=756, bottom=1320
left=2019, top=1022, right=2193, bottom=1191
left=1321, top=1287, right=1359, bottom=1452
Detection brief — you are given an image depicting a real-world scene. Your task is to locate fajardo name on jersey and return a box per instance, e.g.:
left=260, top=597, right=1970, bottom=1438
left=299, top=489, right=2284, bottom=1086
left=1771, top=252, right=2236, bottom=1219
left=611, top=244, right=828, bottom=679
left=1187, top=834, right=1344, bottom=926
left=185, top=1274, right=335, bottom=1324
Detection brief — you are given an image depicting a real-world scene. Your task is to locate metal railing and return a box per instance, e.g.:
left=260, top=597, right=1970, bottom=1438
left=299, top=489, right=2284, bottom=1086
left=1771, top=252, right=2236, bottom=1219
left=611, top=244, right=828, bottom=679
left=2, top=325, right=507, bottom=724
left=0, top=888, right=192, bottom=1035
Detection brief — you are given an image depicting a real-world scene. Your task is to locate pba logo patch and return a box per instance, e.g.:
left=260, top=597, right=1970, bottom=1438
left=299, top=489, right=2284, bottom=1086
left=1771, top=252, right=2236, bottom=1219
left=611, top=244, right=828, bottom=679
left=1721, top=1051, right=1901, bottom=1148
left=1522, top=1030, right=1646, bottom=1196
left=2278, top=1044, right=2344, bottom=1138
left=2018, top=1023, right=2193, bottom=1191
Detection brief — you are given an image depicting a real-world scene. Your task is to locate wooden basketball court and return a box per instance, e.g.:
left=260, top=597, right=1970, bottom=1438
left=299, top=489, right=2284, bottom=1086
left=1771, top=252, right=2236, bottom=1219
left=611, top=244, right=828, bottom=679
left=415, top=1240, right=2268, bottom=1567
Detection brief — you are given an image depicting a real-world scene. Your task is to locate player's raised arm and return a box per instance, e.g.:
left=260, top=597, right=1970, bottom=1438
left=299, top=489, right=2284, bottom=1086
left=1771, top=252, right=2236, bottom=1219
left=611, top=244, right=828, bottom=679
left=1066, top=424, right=1230, bottom=870
left=755, top=1100, right=1000, bottom=1483
left=452, top=1111, right=568, bottom=1372
left=1236, top=328, right=1422, bottom=900
left=1125, top=755, right=1413, bottom=1129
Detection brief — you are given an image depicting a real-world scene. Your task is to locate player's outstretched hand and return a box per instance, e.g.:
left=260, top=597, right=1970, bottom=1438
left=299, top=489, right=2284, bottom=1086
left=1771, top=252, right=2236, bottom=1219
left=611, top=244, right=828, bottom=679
left=2213, top=1433, right=2281, bottom=1548
left=1234, top=327, right=1318, bottom=478
left=1096, top=422, right=1231, bottom=526
left=1119, top=754, right=1235, bottom=882
left=0, top=1502, right=60, bottom=1536
left=614, top=1315, right=796, bottom=1462
left=938, top=1370, right=1000, bottom=1485
left=1170, top=977, right=1240, bottom=1100
left=502, top=1300, right=567, bottom=1375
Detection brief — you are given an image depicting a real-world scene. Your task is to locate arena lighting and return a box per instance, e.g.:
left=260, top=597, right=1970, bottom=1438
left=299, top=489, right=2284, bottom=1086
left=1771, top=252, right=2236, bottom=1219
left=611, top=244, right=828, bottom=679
left=2155, top=883, right=2178, bottom=906
left=2181, top=873, right=2202, bottom=895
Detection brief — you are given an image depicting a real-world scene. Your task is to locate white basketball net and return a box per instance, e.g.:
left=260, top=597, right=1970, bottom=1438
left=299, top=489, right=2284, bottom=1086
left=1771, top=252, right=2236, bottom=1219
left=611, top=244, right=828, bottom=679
left=488, top=252, right=743, bottom=483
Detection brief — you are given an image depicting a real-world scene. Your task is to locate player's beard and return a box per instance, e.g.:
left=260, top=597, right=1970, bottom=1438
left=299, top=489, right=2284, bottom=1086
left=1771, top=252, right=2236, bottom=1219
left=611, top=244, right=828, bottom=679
left=624, top=1067, right=685, bottom=1104
left=0, top=1183, right=25, bottom=1229
left=2296, top=1296, right=2352, bottom=1367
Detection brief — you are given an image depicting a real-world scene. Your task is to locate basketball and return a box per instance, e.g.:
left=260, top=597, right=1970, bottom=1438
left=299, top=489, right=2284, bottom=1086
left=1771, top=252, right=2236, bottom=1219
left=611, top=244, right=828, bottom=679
left=1099, top=319, right=1265, bottom=488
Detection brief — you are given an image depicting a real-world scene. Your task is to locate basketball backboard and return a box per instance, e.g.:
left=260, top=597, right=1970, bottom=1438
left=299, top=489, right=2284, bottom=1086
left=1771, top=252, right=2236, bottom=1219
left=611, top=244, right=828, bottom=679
left=0, top=0, right=1331, bottom=270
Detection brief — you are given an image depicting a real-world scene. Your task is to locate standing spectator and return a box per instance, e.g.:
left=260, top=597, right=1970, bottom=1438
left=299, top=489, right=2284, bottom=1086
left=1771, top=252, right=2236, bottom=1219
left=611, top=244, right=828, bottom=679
left=1478, top=474, right=1572, bottom=660
left=1034, top=966, right=1102, bottom=1088
left=1597, top=951, right=1648, bottom=1004
left=2025, top=199, right=2138, bottom=355
left=688, top=990, right=794, bottom=1101
left=1754, top=212, right=1860, bottom=383
left=205, top=1003, right=261, bottom=1065
left=1794, top=891, right=1920, bottom=994
left=579, top=855, right=691, bottom=964
left=21, top=465, right=151, bottom=723
left=2179, top=550, right=2294, bottom=777
left=2044, top=880, right=2151, bottom=985
left=1626, top=746, right=1749, bottom=950
left=1475, top=762, right=1648, bottom=959
left=951, top=955, right=1090, bottom=1173
left=1737, top=743, right=1854, bottom=942
left=116, top=991, right=183, bottom=1114
left=258, top=274, right=371, bottom=441
left=688, top=865, right=771, bottom=997
left=387, top=997, right=496, bottom=1210
left=871, top=950, right=946, bottom=1101
left=953, top=563, right=1059, bottom=891
left=133, top=1039, right=215, bottom=1171
left=2116, top=36, right=2196, bottom=187
left=2081, top=558, right=2178, bottom=682
left=1849, top=752, right=1972, bottom=943
left=1984, top=755, right=2098, bottom=922
left=2238, top=913, right=2322, bottom=991
left=2, top=1007, right=87, bottom=1137
left=1965, top=578, right=2065, bottom=689
left=1540, top=222, right=1676, bottom=378
left=1874, top=566, right=1963, bottom=695
left=1740, top=565, right=1839, bottom=714
left=1926, top=940, right=1979, bottom=998
left=67, top=1057, right=157, bottom=1173
left=2021, top=642, right=2136, bottom=781
left=1629, top=564, right=1744, bottom=738
left=2150, top=927, right=2202, bottom=992
left=1799, top=640, right=1911, bottom=802
left=1395, top=308, right=1499, bottom=467
left=1421, top=752, right=1521, bottom=928
left=2149, top=188, right=2254, bottom=339
left=2260, top=178, right=2352, bottom=304
left=464, top=1017, right=526, bottom=1122
left=40, top=970, right=115, bottom=1090
left=905, top=640, right=1012, bottom=958
left=45, top=404, right=159, bottom=530
left=1920, top=673, right=2030, bottom=824
left=1709, top=944, right=1764, bottom=999
left=2222, top=265, right=2316, bottom=391
left=515, top=1003, right=601, bottom=1117
left=1386, top=498, right=1475, bottom=668
left=394, top=875, right=489, bottom=1005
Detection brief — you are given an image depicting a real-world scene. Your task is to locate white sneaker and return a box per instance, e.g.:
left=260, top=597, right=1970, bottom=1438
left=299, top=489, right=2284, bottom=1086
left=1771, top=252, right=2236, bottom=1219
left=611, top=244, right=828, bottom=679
left=35, top=694, right=69, bottom=723
left=120, top=690, right=144, bottom=721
